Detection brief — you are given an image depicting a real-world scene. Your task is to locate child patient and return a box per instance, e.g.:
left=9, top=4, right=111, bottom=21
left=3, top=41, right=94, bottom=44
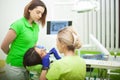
left=23, top=46, right=61, bottom=80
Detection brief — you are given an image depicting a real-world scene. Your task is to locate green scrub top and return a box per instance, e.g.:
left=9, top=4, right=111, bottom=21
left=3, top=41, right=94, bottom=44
left=46, top=56, right=86, bottom=80
left=6, top=17, right=40, bottom=67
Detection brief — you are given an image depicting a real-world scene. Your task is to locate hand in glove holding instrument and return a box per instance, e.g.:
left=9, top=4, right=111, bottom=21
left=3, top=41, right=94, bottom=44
left=36, top=45, right=50, bottom=70
left=41, top=48, right=61, bottom=70
left=49, top=48, right=61, bottom=60
left=36, top=46, right=61, bottom=70
left=41, top=53, right=50, bottom=70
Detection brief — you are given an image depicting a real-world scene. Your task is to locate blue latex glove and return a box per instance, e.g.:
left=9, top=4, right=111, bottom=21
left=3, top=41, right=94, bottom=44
left=42, top=53, right=50, bottom=70
left=49, top=48, right=61, bottom=60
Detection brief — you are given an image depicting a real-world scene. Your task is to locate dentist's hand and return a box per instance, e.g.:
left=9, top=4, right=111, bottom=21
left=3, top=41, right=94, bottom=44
left=49, top=48, right=61, bottom=60
left=42, top=53, right=50, bottom=70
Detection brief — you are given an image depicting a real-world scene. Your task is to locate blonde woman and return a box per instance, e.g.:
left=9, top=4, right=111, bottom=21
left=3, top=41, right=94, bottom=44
left=40, top=26, right=86, bottom=80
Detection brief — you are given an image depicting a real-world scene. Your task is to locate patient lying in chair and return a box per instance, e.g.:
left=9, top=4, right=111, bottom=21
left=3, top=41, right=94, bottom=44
left=23, top=46, right=61, bottom=80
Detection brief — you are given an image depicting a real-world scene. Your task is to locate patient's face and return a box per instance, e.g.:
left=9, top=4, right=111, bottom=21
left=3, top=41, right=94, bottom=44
left=35, top=47, right=47, bottom=58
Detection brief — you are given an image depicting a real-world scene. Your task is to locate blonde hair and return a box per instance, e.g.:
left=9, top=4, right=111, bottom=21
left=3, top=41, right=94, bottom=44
left=57, top=26, right=82, bottom=51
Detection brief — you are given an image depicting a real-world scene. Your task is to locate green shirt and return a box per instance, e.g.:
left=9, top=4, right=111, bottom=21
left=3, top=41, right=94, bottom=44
left=26, top=64, right=42, bottom=74
left=26, top=64, right=42, bottom=80
left=6, top=17, right=40, bottom=67
left=46, top=56, right=86, bottom=80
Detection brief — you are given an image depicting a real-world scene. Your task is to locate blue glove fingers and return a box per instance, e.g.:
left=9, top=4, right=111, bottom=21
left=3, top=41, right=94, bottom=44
left=49, top=48, right=61, bottom=60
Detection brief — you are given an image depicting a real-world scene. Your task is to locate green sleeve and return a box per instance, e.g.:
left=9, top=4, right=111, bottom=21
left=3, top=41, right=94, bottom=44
left=10, top=21, right=23, bottom=36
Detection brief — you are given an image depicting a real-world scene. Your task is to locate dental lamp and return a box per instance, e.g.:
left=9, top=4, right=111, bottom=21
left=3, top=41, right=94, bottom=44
left=72, top=0, right=100, bottom=13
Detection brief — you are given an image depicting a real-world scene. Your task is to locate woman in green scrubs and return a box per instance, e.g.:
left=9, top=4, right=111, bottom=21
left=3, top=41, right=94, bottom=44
left=1, top=0, right=47, bottom=80
left=40, top=26, right=86, bottom=80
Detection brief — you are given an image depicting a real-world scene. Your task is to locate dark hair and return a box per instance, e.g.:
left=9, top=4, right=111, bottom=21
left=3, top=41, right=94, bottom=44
left=23, top=47, right=42, bottom=68
left=24, top=0, right=47, bottom=27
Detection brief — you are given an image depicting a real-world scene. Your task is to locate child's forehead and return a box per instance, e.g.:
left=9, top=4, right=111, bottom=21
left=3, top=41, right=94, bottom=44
left=34, top=47, right=41, bottom=54
left=34, top=47, right=46, bottom=58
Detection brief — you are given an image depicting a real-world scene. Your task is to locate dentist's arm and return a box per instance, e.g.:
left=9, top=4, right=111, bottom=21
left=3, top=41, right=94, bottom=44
left=39, top=70, right=48, bottom=80
left=40, top=53, right=50, bottom=80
